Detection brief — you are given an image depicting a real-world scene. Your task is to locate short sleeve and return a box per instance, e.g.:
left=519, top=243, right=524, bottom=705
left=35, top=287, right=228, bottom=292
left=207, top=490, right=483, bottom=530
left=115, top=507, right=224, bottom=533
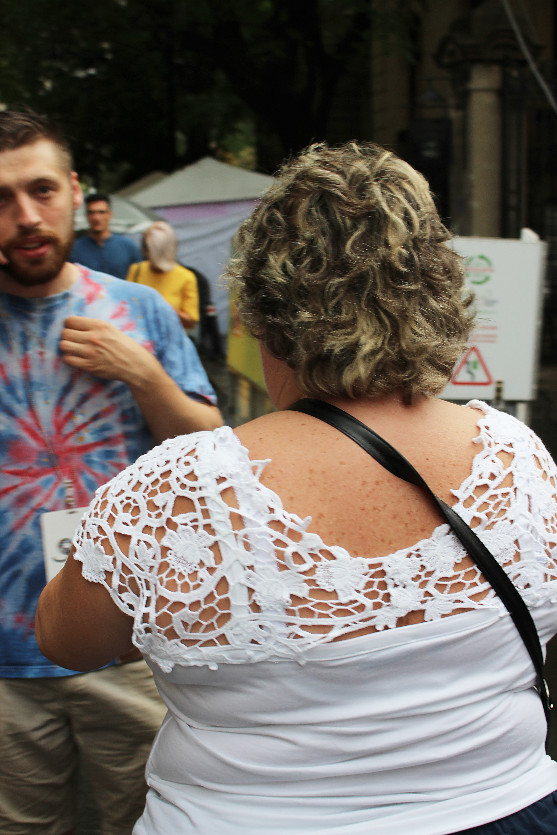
left=139, top=286, right=216, bottom=404
left=71, top=427, right=258, bottom=672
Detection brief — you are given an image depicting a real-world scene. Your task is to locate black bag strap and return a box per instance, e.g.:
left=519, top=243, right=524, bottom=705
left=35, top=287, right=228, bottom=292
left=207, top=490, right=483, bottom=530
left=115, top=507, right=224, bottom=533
left=289, top=397, right=552, bottom=726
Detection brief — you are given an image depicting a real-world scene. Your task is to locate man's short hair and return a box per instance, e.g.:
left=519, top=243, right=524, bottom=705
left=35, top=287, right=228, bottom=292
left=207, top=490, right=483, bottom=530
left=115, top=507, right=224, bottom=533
left=0, top=109, right=73, bottom=170
left=85, top=192, right=111, bottom=208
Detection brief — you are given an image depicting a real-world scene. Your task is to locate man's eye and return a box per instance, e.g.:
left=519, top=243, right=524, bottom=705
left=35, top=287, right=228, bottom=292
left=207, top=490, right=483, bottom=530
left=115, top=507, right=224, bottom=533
left=36, top=185, right=54, bottom=197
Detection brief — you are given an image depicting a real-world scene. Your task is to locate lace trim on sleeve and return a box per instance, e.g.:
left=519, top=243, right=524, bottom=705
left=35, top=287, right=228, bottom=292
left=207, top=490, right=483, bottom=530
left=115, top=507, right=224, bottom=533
left=73, top=409, right=557, bottom=671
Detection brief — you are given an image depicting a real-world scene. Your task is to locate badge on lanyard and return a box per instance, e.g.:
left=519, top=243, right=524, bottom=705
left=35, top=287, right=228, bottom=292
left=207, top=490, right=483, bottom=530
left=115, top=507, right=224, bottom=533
left=40, top=507, right=89, bottom=582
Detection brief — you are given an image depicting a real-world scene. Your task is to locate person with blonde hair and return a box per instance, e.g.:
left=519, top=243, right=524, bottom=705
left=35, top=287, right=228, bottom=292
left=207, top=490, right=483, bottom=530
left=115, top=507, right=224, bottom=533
left=38, top=141, right=557, bottom=834
left=128, top=221, right=200, bottom=332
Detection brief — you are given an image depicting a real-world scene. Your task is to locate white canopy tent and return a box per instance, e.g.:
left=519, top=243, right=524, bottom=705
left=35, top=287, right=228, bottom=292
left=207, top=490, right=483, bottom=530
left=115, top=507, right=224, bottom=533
left=127, top=157, right=275, bottom=337
left=116, top=171, right=166, bottom=200
left=130, top=157, right=275, bottom=207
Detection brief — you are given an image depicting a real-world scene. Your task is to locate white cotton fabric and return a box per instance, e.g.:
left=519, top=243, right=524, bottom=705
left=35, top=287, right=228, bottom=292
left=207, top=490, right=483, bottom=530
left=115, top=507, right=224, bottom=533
left=74, top=401, right=557, bottom=834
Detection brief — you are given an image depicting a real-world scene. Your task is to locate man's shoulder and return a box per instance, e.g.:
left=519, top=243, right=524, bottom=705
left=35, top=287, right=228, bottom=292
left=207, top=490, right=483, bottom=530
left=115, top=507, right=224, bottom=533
left=73, top=268, right=181, bottom=337
left=107, top=233, right=141, bottom=252
left=78, top=265, right=150, bottom=295
left=84, top=266, right=177, bottom=310
left=72, top=234, right=96, bottom=252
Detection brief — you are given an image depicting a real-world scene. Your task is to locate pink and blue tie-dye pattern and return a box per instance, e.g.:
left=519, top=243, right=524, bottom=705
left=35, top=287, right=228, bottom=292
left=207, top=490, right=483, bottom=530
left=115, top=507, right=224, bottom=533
left=0, top=267, right=216, bottom=677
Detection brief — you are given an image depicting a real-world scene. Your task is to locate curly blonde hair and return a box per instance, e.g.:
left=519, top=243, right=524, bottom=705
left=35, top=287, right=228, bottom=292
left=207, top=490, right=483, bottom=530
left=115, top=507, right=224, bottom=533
left=226, top=141, right=474, bottom=402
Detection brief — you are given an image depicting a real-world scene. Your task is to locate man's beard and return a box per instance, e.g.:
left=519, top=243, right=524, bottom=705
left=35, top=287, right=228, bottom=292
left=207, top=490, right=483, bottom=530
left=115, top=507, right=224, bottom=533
left=1, top=230, right=74, bottom=287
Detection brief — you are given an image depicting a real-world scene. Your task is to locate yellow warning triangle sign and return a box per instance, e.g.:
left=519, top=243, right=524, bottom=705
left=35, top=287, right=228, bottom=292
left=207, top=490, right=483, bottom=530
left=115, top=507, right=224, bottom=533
left=451, top=346, right=493, bottom=386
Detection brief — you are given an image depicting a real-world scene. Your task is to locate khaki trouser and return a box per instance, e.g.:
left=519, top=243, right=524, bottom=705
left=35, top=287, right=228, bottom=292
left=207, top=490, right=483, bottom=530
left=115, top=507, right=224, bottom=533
left=0, top=660, right=166, bottom=835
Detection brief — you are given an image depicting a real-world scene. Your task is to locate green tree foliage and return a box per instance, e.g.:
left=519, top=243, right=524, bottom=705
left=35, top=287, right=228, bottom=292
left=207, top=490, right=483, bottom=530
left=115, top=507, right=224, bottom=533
left=0, top=0, right=419, bottom=185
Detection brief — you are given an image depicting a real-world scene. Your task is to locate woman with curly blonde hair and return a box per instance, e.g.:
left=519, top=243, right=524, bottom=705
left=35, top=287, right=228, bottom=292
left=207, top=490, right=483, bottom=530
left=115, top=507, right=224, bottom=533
left=228, top=141, right=472, bottom=402
left=38, top=142, right=557, bottom=834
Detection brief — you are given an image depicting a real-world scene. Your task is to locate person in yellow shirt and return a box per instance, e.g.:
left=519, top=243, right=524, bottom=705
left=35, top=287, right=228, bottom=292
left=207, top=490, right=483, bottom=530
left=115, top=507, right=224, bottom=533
left=127, top=221, right=200, bottom=333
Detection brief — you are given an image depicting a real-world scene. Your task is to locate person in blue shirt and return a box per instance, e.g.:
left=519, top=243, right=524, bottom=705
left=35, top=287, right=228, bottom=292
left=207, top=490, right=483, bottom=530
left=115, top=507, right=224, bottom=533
left=71, top=191, right=142, bottom=278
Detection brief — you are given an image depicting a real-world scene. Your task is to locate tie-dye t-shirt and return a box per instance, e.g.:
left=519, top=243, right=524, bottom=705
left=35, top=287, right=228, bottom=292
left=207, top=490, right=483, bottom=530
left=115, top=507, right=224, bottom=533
left=0, top=267, right=217, bottom=677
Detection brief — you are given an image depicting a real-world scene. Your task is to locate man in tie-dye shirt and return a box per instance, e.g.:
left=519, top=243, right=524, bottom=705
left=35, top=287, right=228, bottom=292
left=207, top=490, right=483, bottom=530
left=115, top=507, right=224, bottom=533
left=0, top=110, right=222, bottom=834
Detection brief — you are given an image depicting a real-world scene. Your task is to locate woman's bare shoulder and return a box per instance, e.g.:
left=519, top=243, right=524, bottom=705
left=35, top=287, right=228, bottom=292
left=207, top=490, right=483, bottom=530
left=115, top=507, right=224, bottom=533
left=233, top=409, right=312, bottom=454
left=232, top=398, right=484, bottom=461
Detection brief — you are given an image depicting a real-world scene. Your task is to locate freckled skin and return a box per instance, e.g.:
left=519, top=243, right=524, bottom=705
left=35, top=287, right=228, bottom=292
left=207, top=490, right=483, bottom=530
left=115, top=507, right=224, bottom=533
left=236, top=391, right=480, bottom=563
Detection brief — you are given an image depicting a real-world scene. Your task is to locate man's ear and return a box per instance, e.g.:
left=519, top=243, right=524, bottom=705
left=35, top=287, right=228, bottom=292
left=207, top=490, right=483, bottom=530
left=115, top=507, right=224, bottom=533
left=71, top=172, right=83, bottom=211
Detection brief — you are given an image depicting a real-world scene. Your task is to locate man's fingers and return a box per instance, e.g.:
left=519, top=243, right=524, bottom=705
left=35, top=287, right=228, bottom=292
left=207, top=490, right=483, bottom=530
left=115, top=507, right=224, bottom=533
left=61, top=317, right=115, bottom=345
left=59, top=337, right=90, bottom=356
left=60, top=328, right=92, bottom=345
left=63, top=315, right=104, bottom=330
left=60, top=352, right=88, bottom=369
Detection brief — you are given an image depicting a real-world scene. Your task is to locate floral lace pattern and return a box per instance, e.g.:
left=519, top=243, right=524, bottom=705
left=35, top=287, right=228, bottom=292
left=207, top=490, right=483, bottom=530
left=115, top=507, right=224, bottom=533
left=74, top=402, right=557, bottom=672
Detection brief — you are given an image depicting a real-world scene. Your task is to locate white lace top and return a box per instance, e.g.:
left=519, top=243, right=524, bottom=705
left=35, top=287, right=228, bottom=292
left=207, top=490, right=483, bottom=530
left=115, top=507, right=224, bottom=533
left=74, top=401, right=557, bottom=835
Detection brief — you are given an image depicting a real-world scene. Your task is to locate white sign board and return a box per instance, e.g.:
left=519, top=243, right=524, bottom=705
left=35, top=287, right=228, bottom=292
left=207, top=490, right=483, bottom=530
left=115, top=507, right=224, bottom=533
left=442, top=236, right=547, bottom=402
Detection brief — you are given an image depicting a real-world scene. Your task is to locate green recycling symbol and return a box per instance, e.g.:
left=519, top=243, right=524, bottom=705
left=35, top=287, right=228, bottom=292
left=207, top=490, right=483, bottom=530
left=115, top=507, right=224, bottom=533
left=464, top=254, right=494, bottom=285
